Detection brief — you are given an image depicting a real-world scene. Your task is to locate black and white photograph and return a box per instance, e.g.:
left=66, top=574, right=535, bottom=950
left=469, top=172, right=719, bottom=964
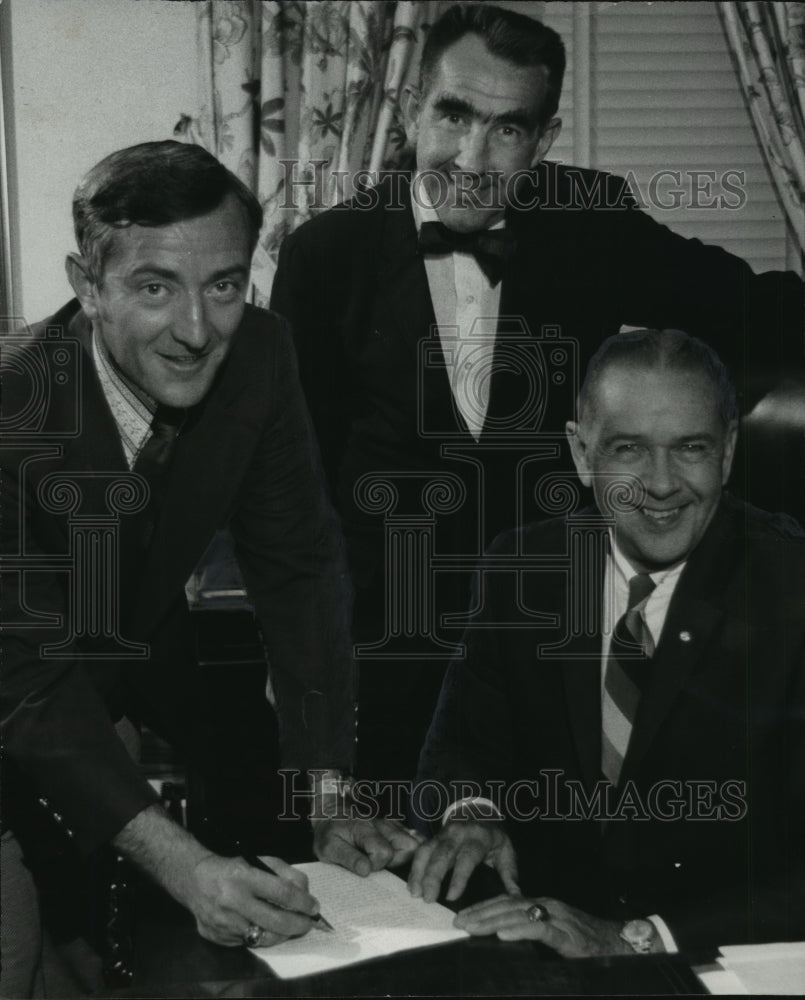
left=1, top=1, right=804, bottom=996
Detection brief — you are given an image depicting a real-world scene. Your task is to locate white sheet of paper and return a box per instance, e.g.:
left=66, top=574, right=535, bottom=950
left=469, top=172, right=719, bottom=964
left=716, top=941, right=805, bottom=995
left=249, top=862, right=468, bottom=980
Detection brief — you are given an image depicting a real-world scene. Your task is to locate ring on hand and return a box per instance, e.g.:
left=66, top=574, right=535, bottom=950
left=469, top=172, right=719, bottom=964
left=526, top=903, right=549, bottom=923
left=243, top=924, right=263, bottom=947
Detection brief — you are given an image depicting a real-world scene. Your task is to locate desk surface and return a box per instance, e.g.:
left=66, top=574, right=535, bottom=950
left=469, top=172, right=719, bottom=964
left=109, top=878, right=707, bottom=998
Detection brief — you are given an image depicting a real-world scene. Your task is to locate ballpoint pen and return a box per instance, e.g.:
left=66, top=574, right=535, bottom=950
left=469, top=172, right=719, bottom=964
left=242, top=854, right=335, bottom=932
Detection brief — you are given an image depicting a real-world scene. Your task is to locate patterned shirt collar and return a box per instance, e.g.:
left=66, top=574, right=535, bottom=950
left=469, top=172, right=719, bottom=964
left=91, top=328, right=156, bottom=469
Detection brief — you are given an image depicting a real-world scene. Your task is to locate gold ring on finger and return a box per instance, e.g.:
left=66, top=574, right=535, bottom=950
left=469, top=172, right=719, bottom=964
left=243, top=923, right=263, bottom=947
left=526, top=903, right=549, bottom=923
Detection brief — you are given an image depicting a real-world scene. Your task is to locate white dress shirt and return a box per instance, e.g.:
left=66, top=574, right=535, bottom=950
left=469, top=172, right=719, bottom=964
left=411, top=175, right=503, bottom=441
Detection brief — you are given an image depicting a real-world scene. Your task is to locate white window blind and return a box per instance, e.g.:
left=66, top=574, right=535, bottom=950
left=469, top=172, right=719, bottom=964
left=540, top=1, right=792, bottom=274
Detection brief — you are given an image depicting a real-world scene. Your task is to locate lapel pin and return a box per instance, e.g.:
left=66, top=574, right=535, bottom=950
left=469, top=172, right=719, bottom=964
left=679, top=630, right=692, bottom=643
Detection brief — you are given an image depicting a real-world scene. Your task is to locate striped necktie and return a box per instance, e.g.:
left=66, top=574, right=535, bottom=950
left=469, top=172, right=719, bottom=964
left=601, top=572, right=656, bottom=786
left=132, top=405, right=184, bottom=549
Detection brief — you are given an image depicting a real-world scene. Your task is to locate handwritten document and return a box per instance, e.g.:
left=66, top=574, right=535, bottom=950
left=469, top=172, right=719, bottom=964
left=250, top=862, right=468, bottom=979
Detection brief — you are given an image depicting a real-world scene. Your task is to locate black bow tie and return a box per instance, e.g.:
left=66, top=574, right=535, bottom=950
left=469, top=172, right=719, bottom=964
left=417, top=220, right=516, bottom=287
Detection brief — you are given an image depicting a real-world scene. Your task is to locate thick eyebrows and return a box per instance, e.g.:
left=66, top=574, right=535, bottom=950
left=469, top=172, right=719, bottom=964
left=431, top=93, right=538, bottom=130
left=600, top=431, right=719, bottom=448
left=127, top=263, right=250, bottom=283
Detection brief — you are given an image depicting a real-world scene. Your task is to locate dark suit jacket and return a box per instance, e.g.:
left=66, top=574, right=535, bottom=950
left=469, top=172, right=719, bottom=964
left=415, top=496, right=805, bottom=950
left=270, top=165, right=804, bottom=610
left=0, top=300, right=356, bottom=857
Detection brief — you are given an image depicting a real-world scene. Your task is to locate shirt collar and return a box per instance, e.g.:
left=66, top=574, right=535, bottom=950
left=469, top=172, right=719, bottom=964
left=608, top=529, right=687, bottom=593
left=93, top=327, right=157, bottom=413
left=92, top=326, right=156, bottom=467
left=411, top=173, right=440, bottom=229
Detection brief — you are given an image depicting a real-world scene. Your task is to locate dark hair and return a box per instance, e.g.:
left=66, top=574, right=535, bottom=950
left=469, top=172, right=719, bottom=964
left=578, top=329, right=739, bottom=427
left=420, top=4, right=566, bottom=128
left=73, top=140, right=263, bottom=280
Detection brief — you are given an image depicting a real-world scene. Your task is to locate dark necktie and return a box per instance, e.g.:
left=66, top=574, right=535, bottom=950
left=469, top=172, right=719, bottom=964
left=417, top=220, right=516, bottom=286
left=601, top=572, right=657, bottom=786
left=132, top=405, right=184, bottom=549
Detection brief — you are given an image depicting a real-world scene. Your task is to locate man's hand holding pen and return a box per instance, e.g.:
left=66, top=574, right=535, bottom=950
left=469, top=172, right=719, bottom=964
left=235, top=768, right=423, bottom=949
left=187, top=854, right=323, bottom=949
left=240, top=854, right=334, bottom=947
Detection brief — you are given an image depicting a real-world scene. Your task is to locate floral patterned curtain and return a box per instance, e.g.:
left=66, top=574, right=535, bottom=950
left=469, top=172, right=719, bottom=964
left=718, top=2, right=805, bottom=259
left=177, top=0, right=449, bottom=305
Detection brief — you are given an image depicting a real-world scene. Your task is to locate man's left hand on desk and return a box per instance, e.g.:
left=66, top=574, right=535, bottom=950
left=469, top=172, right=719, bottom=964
left=455, top=895, right=662, bottom=959
left=313, top=817, right=423, bottom=876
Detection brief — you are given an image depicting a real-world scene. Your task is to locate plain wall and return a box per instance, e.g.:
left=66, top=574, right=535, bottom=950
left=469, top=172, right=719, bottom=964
left=6, top=0, right=197, bottom=322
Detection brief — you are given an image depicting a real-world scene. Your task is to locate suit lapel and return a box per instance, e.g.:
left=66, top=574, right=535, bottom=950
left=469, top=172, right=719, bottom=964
left=66, top=305, right=128, bottom=475
left=373, top=178, right=470, bottom=438
left=561, top=538, right=607, bottom=792
left=373, top=178, right=435, bottom=353
left=619, top=504, right=739, bottom=783
left=481, top=174, right=551, bottom=439
left=133, top=363, right=260, bottom=635
left=66, top=306, right=159, bottom=608
left=561, top=504, right=740, bottom=795
left=562, top=631, right=606, bottom=793
left=622, top=596, right=726, bottom=781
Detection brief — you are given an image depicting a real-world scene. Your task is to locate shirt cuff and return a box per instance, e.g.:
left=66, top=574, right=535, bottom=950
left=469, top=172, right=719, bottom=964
left=441, top=796, right=503, bottom=825
left=308, top=768, right=349, bottom=821
left=648, top=914, right=679, bottom=953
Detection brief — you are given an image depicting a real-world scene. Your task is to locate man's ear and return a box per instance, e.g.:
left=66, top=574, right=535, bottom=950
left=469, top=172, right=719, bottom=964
left=65, top=253, right=101, bottom=321
left=400, top=85, right=422, bottom=146
left=531, top=117, right=561, bottom=167
left=721, top=420, right=739, bottom=485
left=566, top=419, right=593, bottom=487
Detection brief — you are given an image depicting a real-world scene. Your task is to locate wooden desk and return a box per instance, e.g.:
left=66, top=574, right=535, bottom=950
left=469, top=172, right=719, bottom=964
left=108, top=876, right=706, bottom=998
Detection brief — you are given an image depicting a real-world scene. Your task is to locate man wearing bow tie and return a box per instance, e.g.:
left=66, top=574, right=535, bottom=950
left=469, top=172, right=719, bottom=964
left=269, top=4, right=804, bottom=794
left=410, top=329, right=805, bottom=955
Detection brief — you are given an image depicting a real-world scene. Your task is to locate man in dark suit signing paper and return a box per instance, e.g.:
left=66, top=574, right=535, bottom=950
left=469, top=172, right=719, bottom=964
left=410, top=329, right=805, bottom=956
left=0, top=140, right=418, bottom=997
left=270, top=3, right=804, bottom=790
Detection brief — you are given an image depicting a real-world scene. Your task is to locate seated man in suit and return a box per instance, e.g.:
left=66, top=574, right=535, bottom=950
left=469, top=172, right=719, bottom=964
left=0, top=140, right=417, bottom=997
left=270, top=2, right=805, bottom=796
left=410, top=329, right=805, bottom=955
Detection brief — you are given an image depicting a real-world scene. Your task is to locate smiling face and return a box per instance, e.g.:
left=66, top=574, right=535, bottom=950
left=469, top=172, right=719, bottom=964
left=68, top=193, right=252, bottom=409
left=403, top=34, right=560, bottom=232
left=567, top=365, right=737, bottom=573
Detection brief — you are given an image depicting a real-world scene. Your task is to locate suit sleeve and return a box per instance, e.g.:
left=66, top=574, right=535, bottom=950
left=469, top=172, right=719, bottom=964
left=658, top=630, right=805, bottom=949
left=228, top=316, right=357, bottom=772
left=0, top=443, right=158, bottom=856
left=270, top=228, right=358, bottom=493
left=603, top=178, right=805, bottom=394
left=413, top=536, right=519, bottom=834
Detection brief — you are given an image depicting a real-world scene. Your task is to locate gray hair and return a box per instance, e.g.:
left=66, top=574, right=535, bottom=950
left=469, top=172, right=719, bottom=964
left=578, top=329, right=739, bottom=427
